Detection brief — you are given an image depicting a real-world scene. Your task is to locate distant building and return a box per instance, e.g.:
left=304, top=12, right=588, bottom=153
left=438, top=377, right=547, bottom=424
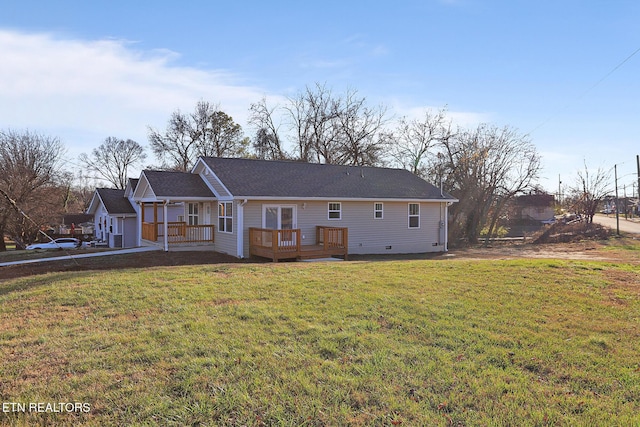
left=514, top=192, right=555, bottom=222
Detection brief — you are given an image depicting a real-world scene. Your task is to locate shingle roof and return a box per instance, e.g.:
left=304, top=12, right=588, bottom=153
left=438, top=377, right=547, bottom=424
left=200, top=157, right=456, bottom=200
left=97, top=188, right=136, bottom=214
left=143, top=170, right=214, bottom=198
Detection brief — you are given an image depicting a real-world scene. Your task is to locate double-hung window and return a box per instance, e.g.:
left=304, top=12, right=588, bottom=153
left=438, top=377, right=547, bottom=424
left=188, top=203, right=199, bottom=226
left=218, top=202, right=233, bottom=233
left=408, top=203, right=420, bottom=228
left=328, top=202, right=342, bottom=220
left=374, top=202, right=383, bottom=219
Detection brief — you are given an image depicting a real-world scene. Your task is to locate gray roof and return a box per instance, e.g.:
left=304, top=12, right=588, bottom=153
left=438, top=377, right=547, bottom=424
left=143, top=170, right=214, bottom=198
left=97, top=188, right=136, bottom=214
left=201, top=157, right=456, bottom=200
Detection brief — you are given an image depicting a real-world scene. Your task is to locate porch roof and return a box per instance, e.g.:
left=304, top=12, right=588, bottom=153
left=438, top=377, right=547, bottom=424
left=142, top=170, right=214, bottom=199
left=200, top=157, right=456, bottom=201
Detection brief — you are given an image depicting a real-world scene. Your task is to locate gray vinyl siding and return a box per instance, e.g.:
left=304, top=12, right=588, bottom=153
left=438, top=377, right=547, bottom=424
left=241, top=199, right=446, bottom=258
left=214, top=200, right=237, bottom=256
left=123, top=217, right=137, bottom=248
left=203, top=174, right=231, bottom=198
left=142, top=184, right=155, bottom=199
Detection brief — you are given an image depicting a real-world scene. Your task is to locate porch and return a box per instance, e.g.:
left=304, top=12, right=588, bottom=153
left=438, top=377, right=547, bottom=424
left=140, top=202, right=214, bottom=246
left=249, top=226, right=348, bottom=262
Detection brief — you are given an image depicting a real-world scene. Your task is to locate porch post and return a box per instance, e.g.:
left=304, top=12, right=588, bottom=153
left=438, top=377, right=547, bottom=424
left=236, top=200, right=245, bottom=258
left=163, top=201, right=169, bottom=252
left=153, top=202, right=158, bottom=223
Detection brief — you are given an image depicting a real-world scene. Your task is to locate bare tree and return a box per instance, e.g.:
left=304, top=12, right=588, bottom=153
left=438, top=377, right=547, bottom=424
left=191, top=101, right=248, bottom=158
left=248, top=97, right=288, bottom=160
left=332, top=89, right=389, bottom=166
left=570, top=161, right=611, bottom=223
left=149, top=101, right=247, bottom=171
left=286, top=83, right=338, bottom=163
left=390, top=108, right=453, bottom=177
left=250, top=83, right=389, bottom=165
left=148, top=110, right=195, bottom=171
left=79, top=137, right=146, bottom=189
left=437, top=124, right=541, bottom=244
left=0, top=130, right=68, bottom=250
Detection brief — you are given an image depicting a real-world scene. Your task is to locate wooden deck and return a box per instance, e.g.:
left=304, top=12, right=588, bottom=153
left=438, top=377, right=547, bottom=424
left=249, top=226, right=348, bottom=262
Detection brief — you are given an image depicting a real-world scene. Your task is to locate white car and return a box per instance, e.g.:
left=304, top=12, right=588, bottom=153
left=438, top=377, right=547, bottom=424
left=26, top=238, right=83, bottom=250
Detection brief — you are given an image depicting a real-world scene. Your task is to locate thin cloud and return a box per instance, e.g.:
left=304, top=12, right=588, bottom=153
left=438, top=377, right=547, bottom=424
left=395, top=103, right=490, bottom=129
left=0, top=29, right=263, bottom=152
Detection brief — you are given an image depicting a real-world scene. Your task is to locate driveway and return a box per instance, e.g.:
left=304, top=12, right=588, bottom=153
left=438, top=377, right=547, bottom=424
left=592, top=214, right=640, bottom=235
left=0, top=246, right=161, bottom=268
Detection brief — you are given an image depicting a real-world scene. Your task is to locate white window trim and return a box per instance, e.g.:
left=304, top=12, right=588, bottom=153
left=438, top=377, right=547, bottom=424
left=328, top=202, right=342, bottom=220
left=218, top=202, right=233, bottom=233
left=262, top=204, right=297, bottom=229
left=188, top=202, right=199, bottom=226
left=408, top=203, right=420, bottom=229
left=374, top=202, right=384, bottom=220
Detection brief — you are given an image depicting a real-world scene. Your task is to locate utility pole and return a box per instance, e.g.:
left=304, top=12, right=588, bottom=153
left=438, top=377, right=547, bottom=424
left=558, top=174, right=562, bottom=208
left=615, top=164, right=620, bottom=236
left=637, top=155, right=640, bottom=216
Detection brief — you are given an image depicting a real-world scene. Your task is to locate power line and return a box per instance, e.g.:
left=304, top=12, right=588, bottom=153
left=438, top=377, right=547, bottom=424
left=528, top=45, right=640, bottom=135
left=0, top=187, right=80, bottom=264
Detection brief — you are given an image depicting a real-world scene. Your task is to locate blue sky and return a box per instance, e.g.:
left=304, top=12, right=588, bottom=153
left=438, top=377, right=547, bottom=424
left=1, top=1, right=639, bottom=194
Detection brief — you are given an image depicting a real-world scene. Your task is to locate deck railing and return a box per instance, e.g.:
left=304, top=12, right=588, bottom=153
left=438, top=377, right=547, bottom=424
left=249, top=228, right=300, bottom=258
left=142, top=221, right=214, bottom=244
left=316, top=226, right=348, bottom=250
left=249, top=226, right=348, bottom=261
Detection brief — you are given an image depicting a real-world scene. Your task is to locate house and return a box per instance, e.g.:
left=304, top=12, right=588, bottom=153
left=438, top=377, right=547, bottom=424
left=129, top=157, right=458, bottom=260
left=86, top=180, right=139, bottom=248
left=60, top=213, right=94, bottom=235
left=514, top=192, right=555, bottom=223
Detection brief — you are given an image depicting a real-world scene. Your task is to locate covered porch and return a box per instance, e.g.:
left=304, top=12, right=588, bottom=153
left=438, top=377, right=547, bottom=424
left=249, top=226, right=348, bottom=262
left=140, top=202, right=215, bottom=247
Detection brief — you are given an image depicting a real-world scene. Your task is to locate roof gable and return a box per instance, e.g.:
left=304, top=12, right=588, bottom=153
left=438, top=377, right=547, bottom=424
left=200, top=157, right=456, bottom=200
left=140, top=170, right=214, bottom=199
left=93, top=188, right=136, bottom=214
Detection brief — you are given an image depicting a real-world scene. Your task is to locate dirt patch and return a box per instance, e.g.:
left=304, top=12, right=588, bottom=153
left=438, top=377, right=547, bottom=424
left=1, top=238, right=638, bottom=281
left=531, top=222, right=611, bottom=244
left=0, top=250, right=258, bottom=281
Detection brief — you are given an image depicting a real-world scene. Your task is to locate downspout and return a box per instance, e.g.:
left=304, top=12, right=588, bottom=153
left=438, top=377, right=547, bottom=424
left=236, top=199, right=248, bottom=258
left=445, top=202, right=452, bottom=252
left=163, top=200, right=169, bottom=252
left=136, top=202, right=142, bottom=247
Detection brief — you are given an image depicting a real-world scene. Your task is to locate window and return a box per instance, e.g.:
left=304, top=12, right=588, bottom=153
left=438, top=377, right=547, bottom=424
left=218, top=202, right=233, bottom=233
left=188, top=203, right=199, bottom=226
left=374, top=202, right=383, bottom=219
left=328, top=202, right=342, bottom=220
left=408, top=203, right=420, bottom=228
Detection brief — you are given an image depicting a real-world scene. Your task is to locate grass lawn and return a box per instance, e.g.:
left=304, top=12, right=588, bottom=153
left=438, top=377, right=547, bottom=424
left=0, top=253, right=639, bottom=425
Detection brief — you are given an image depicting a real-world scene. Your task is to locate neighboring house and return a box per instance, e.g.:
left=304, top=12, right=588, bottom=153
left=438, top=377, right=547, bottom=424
left=60, top=213, right=94, bottom=235
left=130, top=157, right=458, bottom=260
left=514, top=192, right=555, bottom=222
left=86, top=185, right=138, bottom=248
